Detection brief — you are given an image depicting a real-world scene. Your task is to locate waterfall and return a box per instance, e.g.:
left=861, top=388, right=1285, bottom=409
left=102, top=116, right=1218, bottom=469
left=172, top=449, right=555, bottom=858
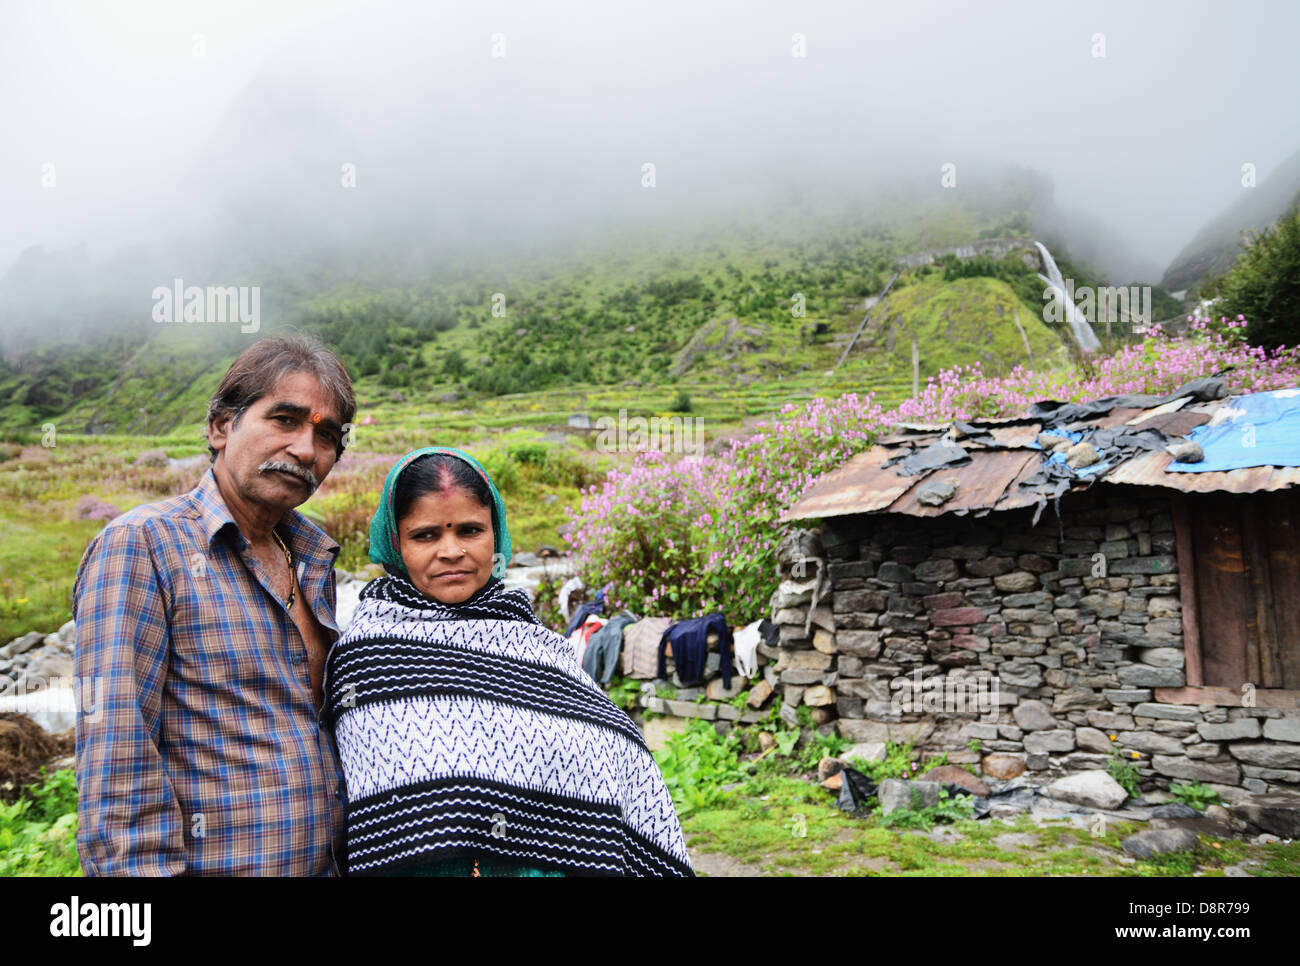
left=1034, top=241, right=1102, bottom=353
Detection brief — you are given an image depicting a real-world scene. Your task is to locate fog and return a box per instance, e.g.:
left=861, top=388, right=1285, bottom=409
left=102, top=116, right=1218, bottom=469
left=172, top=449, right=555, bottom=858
left=2, top=0, right=1298, bottom=346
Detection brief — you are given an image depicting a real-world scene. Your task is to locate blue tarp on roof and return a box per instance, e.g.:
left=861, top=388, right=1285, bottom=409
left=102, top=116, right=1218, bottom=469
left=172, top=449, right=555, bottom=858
left=1167, top=389, right=1300, bottom=472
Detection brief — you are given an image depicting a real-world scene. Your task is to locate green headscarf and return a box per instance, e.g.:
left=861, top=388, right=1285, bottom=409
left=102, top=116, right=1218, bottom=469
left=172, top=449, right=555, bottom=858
left=368, top=446, right=513, bottom=580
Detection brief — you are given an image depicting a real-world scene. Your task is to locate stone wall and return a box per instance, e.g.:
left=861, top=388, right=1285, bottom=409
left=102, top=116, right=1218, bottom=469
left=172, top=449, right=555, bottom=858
left=768, top=485, right=1300, bottom=800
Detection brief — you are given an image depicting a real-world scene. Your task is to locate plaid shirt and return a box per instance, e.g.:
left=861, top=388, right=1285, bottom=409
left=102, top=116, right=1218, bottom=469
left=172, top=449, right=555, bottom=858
left=73, top=467, right=346, bottom=876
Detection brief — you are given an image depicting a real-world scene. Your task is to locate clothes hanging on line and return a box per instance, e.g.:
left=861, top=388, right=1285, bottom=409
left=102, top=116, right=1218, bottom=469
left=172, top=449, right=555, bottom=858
left=557, top=576, right=585, bottom=621
left=563, top=584, right=612, bottom=637
left=732, top=618, right=774, bottom=680
left=658, top=613, right=733, bottom=688
left=621, top=616, right=672, bottom=680
left=582, top=613, right=638, bottom=685
left=568, top=615, right=606, bottom=668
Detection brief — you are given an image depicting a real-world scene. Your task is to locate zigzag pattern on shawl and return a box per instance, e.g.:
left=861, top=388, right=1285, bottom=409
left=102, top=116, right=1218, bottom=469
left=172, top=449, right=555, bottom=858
left=341, top=778, right=693, bottom=877
left=332, top=696, right=687, bottom=858
left=327, top=615, right=644, bottom=750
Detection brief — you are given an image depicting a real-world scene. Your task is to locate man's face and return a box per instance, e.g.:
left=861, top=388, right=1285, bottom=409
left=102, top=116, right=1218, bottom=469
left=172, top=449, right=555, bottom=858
left=208, top=371, right=343, bottom=516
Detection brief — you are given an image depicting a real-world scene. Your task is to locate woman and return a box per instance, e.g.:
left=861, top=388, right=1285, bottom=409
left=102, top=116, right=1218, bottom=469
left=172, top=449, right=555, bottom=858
left=324, top=446, right=694, bottom=877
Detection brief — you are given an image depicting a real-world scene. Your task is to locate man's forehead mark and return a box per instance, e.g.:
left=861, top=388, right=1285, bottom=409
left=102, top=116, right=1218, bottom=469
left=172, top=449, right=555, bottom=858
left=266, top=400, right=342, bottom=433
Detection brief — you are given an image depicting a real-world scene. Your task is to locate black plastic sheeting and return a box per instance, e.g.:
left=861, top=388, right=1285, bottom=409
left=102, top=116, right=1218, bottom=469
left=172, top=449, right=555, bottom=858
left=835, top=768, right=878, bottom=813
left=888, top=439, right=972, bottom=477
left=1028, top=376, right=1227, bottom=427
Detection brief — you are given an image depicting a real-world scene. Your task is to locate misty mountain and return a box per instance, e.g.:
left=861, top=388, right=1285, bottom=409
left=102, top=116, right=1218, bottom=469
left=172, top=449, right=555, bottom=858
left=1161, top=147, right=1300, bottom=294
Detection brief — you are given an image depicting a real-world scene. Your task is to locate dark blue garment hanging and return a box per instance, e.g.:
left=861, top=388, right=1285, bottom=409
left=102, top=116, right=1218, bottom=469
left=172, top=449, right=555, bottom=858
left=657, top=613, right=733, bottom=688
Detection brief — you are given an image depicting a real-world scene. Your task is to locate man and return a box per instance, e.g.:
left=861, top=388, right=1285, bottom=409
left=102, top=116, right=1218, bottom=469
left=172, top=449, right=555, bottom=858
left=74, top=334, right=356, bottom=875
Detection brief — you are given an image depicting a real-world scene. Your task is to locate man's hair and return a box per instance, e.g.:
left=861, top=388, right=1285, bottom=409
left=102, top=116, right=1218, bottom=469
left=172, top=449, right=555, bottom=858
left=206, top=334, right=356, bottom=463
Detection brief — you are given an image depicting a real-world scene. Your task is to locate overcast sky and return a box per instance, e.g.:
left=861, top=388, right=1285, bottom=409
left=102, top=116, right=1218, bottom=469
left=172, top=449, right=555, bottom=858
left=2, top=0, right=1298, bottom=289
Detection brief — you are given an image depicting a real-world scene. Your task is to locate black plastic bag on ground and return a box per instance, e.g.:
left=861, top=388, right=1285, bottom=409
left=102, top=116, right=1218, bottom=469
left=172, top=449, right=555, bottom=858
left=836, top=767, right=878, bottom=813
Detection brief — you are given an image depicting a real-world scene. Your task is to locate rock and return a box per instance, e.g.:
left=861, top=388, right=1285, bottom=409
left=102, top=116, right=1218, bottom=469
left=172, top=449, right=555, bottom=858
left=1152, top=755, right=1241, bottom=785
left=509, top=551, right=542, bottom=567
left=914, top=559, right=960, bottom=582
left=1165, top=440, right=1203, bottom=463
left=1197, top=719, right=1261, bottom=741
left=812, top=627, right=837, bottom=654
left=1233, top=793, right=1300, bottom=839
left=57, top=620, right=76, bottom=645
left=1023, top=730, right=1075, bottom=754
left=836, top=719, right=890, bottom=742
left=1104, top=689, right=1152, bottom=705
left=1118, top=665, right=1185, bottom=688
left=840, top=741, right=887, bottom=763
left=1263, top=718, right=1300, bottom=743
left=1013, top=699, right=1057, bottom=731
left=1116, top=731, right=1187, bottom=756
left=1121, top=828, right=1199, bottom=859
left=2, top=632, right=44, bottom=658
left=916, top=480, right=956, bottom=507
left=982, top=753, right=1026, bottom=779
left=1228, top=742, right=1300, bottom=769
left=922, top=764, right=989, bottom=796
left=665, top=700, right=716, bottom=720
left=1131, top=702, right=1199, bottom=722
left=818, top=757, right=843, bottom=782
left=803, top=685, right=835, bottom=707
left=930, top=607, right=986, bottom=626
left=1047, top=770, right=1129, bottom=809
left=994, top=571, right=1039, bottom=593
left=1066, top=441, right=1101, bottom=468
left=1137, top=647, right=1185, bottom=668
left=1075, top=727, right=1114, bottom=753
left=1151, top=802, right=1199, bottom=819
left=878, top=779, right=940, bottom=815
left=21, top=651, right=74, bottom=681
left=747, top=679, right=774, bottom=708
left=706, top=677, right=746, bottom=701
left=758, top=731, right=777, bottom=752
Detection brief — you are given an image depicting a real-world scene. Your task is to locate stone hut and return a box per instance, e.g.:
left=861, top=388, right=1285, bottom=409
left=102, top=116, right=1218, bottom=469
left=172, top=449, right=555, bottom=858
left=767, top=387, right=1300, bottom=803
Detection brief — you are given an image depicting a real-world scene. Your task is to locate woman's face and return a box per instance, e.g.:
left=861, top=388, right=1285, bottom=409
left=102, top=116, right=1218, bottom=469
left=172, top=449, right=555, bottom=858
left=397, top=485, right=495, bottom=605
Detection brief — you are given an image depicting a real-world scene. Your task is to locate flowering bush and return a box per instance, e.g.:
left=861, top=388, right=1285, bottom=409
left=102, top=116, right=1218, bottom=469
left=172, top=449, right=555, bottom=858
left=567, top=323, right=1300, bottom=623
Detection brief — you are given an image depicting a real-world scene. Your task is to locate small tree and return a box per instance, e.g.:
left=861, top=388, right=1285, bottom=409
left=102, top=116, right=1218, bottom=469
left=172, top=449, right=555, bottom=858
left=1211, top=204, right=1300, bottom=349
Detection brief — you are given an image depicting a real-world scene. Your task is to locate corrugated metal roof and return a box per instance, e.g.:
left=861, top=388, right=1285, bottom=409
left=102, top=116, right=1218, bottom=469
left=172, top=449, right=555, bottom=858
left=888, top=449, right=1038, bottom=517
left=784, top=391, right=1300, bottom=522
left=1106, top=449, right=1300, bottom=493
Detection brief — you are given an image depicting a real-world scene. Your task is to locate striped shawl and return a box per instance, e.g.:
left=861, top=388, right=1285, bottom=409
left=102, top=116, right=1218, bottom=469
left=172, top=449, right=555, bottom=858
left=324, top=574, right=694, bottom=877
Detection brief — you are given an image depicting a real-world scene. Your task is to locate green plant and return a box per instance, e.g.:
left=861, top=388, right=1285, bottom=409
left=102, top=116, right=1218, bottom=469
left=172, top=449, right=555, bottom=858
left=797, top=730, right=850, bottom=771
left=878, top=787, right=975, bottom=830
left=604, top=677, right=643, bottom=714
left=966, top=738, right=982, bottom=754
left=729, top=689, right=751, bottom=711
left=1106, top=745, right=1142, bottom=799
left=847, top=741, right=914, bottom=783
left=1169, top=782, right=1223, bottom=812
left=774, top=729, right=800, bottom=756
left=0, top=768, right=81, bottom=876
left=652, top=719, right=748, bottom=817
left=656, top=683, right=677, bottom=700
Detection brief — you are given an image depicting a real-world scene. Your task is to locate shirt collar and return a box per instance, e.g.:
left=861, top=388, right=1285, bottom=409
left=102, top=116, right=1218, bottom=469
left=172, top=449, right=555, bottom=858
left=193, top=466, right=340, bottom=568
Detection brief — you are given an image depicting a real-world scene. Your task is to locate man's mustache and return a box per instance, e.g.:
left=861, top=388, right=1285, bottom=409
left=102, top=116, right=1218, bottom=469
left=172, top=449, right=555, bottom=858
left=259, top=460, right=319, bottom=493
